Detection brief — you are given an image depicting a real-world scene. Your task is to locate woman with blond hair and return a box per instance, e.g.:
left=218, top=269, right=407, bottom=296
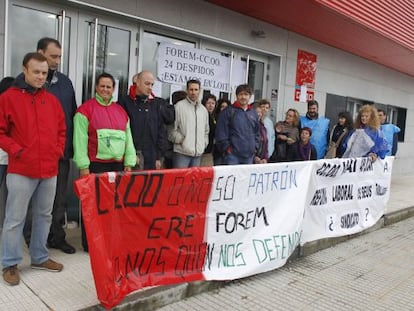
left=269, top=108, right=300, bottom=162
left=342, top=105, right=388, bottom=161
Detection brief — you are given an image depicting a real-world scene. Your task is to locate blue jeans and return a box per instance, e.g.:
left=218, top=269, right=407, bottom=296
left=173, top=153, right=201, bottom=168
left=224, top=152, right=254, bottom=165
left=1, top=174, right=56, bottom=268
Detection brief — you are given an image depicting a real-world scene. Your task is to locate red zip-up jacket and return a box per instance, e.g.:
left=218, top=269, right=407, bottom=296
left=0, top=78, right=66, bottom=178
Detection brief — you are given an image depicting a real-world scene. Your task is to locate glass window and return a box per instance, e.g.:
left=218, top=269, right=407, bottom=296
left=8, top=5, right=70, bottom=76
left=346, top=100, right=362, bottom=120
left=396, top=107, right=406, bottom=141
left=200, top=40, right=271, bottom=102
left=386, top=106, right=405, bottom=142
left=387, top=107, right=398, bottom=124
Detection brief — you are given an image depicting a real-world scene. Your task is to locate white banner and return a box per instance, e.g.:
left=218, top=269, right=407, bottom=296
left=203, top=157, right=393, bottom=279
left=203, top=162, right=313, bottom=280
left=157, top=42, right=231, bottom=92
left=300, top=157, right=393, bottom=244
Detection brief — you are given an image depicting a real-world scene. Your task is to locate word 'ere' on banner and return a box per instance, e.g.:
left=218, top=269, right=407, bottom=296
left=157, top=42, right=231, bottom=92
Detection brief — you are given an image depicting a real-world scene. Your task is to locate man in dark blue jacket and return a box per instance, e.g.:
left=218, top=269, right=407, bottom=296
left=24, top=38, right=77, bottom=254
left=120, top=70, right=174, bottom=170
left=215, top=84, right=260, bottom=165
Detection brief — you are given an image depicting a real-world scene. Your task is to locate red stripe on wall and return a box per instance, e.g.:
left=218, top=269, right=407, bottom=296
left=317, top=0, right=414, bottom=50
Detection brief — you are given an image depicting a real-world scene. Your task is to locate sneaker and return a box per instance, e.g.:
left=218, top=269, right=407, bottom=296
left=31, top=259, right=63, bottom=272
left=3, top=265, right=20, bottom=286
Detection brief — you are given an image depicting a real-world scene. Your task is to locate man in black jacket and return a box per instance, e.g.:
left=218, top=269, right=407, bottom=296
left=120, top=71, right=174, bottom=170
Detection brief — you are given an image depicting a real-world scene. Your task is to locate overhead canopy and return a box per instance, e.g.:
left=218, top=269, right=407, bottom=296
left=207, top=0, right=414, bottom=77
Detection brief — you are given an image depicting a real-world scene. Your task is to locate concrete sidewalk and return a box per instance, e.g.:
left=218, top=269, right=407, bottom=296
left=0, top=173, right=413, bottom=311
left=159, top=212, right=414, bottom=311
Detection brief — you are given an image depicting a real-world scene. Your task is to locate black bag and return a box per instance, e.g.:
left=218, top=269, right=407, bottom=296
left=270, top=141, right=287, bottom=162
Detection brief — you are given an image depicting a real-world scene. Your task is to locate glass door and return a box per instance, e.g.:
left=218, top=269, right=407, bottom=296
left=200, top=40, right=270, bottom=102
left=6, top=1, right=138, bottom=105
left=79, top=17, right=137, bottom=103
left=6, top=0, right=139, bottom=223
left=6, top=1, right=72, bottom=76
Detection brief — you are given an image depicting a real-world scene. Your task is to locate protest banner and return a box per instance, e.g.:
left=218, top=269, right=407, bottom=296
left=300, top=157, right=393, bottom=244
left=75, top=168, right=214, bottom=308
left=202, top=162, right=311, bottom=280
left=74, top=158, right=392, bottom=309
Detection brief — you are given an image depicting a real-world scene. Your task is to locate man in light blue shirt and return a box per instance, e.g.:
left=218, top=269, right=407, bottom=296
left=300, top=100, right=330, bottom=159
left=378, top=109, right=400, bottom=156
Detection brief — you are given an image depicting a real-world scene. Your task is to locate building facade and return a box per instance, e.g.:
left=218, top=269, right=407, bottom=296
left=0, top=0, right=413, bottom=179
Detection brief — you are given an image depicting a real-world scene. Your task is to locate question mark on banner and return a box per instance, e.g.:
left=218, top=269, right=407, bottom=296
left=329, top=216, right=334, bottom=231
left=365, top=208, right=369, bottom=221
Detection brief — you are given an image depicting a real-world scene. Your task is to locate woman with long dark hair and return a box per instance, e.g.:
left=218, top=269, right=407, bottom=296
left=326, top=111, right=353, bottom=158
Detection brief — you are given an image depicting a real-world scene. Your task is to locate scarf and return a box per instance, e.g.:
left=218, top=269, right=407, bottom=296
left=299, top=142, right=311, bottom=160
left=128, top=84, right=155, bottom=101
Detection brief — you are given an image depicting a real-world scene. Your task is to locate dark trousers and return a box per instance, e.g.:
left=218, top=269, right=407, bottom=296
left=142, top=149, right=157, bottom=170
left=81, top=161, right=124, bottom=252
left=48, top=159, right=70, bottom=245
left=23, top=159, right=70, bottom=246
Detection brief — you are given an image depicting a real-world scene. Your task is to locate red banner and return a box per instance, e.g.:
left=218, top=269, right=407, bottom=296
left=74, top=168, right=214, bottom=309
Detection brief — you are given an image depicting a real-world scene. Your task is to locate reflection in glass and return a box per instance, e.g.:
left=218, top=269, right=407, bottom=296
left=248, top=59, right=264, bottom=101
left=83, top=23, right=130, bottom=102
left=9, top=5, right=70, bottom=76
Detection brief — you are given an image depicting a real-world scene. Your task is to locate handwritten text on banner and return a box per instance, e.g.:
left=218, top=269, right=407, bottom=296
left=74, top=157, right=393, bottom=309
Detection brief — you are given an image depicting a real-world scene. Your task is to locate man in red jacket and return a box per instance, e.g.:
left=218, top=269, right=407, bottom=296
left=0, top=52, right=66, bottom=286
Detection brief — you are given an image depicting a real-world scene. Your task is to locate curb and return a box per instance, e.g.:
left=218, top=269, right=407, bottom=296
left=85, top=205, right=414, bottom=311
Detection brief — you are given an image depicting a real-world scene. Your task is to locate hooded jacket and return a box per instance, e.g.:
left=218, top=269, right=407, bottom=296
left=0, top=75, right=66, bottom=178
left=215, top=103, right=260, bottom=158
left=17, top=70, right=77, bottom=159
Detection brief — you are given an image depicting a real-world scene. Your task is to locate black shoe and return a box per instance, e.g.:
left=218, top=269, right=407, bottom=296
left=48, top=241, right=76, bottom=254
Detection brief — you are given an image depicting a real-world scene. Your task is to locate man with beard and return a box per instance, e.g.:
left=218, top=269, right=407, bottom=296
left=300, top=100, right=330, bottom=159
